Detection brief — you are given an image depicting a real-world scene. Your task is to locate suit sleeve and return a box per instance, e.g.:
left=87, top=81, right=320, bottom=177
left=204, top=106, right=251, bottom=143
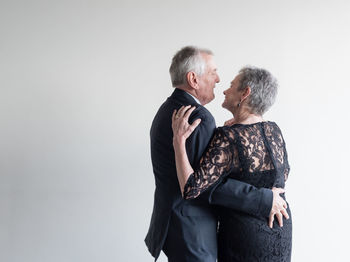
left=186, top=111, right=272, bottom=218
left=206, top=178, right=273, bottom=218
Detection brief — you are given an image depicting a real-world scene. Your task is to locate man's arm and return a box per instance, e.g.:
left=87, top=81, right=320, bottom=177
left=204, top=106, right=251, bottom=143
left=203, top=178, right=273, bottom=217
left=201, top=181, right=289, bottom=227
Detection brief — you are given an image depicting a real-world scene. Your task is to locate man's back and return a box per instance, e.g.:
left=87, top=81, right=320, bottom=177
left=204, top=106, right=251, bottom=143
left=145, top=88, right=218, bottom=261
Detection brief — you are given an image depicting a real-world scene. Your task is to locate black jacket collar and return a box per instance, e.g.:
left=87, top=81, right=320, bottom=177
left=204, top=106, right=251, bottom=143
left=170, top=88, right=200, bottom=106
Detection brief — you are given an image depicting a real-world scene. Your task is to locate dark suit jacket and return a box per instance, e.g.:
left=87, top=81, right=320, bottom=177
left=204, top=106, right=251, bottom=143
left=145, top=89, right=272, bottom=261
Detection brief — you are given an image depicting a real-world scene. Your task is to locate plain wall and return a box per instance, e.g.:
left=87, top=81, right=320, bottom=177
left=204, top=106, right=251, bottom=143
left=1, top=0, right=349, bottom=261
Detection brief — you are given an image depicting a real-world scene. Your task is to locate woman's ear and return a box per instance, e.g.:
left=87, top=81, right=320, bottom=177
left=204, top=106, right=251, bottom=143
left=241, top=86, right=251, bottom=102
left=186, top=71, right=199, bottom=89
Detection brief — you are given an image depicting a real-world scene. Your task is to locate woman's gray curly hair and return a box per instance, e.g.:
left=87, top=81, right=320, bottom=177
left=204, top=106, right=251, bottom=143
left=238, top=66, right=278, bottom=115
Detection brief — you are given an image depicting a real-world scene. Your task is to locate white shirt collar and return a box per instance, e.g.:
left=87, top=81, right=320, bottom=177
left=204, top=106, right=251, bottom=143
left=185, top=91, right=201, bottom=105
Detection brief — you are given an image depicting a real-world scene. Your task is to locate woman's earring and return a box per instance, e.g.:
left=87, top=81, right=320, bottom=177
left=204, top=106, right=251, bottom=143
left=237, top=99, right=242, bottom=108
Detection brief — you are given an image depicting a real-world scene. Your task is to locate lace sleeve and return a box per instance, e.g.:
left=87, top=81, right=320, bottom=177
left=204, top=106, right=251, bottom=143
left=283, top=139, right=290, bottom=182
left=183, top=128, right=233, bottom=199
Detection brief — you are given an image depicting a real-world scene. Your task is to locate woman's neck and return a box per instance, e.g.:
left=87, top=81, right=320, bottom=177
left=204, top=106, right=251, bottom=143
left=233, top=110, right=264, bottom=125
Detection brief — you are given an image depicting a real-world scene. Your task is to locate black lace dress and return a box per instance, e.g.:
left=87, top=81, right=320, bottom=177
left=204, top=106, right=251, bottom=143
left=183, top=121, right=292, bottom=262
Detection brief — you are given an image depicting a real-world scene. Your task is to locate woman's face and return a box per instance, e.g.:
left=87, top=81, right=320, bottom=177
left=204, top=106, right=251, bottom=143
left=222, top=74, right=244, bottom=114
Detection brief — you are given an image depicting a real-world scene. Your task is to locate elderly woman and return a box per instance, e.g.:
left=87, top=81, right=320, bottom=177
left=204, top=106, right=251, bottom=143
left=172, top=67, right=292, bottom=262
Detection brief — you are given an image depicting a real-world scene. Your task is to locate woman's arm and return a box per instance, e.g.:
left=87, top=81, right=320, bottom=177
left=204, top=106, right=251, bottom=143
left=172, top=105, right=233, bottom=198
left=172, top=105, right=201, bottom=195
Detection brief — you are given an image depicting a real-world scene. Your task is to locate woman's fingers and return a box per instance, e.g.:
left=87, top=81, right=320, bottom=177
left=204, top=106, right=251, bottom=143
left=177, top=105, right=191, bottom=118
left=172, top=106, right=200, bottom=138
left=184, top=106, right=196, bottom=120
left=173, top=105, right=196, bottom=122
left=177, top=106, right=184, bottom=117
left=189, top=118, right=201, bottom=132
left=172, top=109, right=177, bottom=122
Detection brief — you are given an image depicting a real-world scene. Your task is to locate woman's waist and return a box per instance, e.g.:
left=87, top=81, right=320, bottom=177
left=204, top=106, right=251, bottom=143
left=227, top=172, right=281, bottom=189
left=218, top=208, right=292, bottom=235
left=218, top=204, right=291, bottom=222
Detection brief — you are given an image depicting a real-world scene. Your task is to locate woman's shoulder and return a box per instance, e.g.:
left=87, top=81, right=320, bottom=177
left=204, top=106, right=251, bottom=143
left=217, top=121, right=283, bottom=136
left=215, top=125, right=237, bottom=140
left=228, top=121, right=282, bottom=131
left=262, top=121, right=283, bottom=134
left=263, top=120, right=279, bottom=128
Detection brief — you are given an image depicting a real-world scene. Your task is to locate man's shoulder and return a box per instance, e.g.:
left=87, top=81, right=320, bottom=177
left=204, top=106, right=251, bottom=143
left=194, top=105, right=213, bottom=117
left=152, top=89, right=215, bottom=129
left=189, top=105, right=215, bottom=125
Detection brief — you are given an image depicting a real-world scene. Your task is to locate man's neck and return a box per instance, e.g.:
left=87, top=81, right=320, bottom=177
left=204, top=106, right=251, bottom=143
left=185, top=91, right=200, bottom=104
left=176, top=86, right=201, bottom=104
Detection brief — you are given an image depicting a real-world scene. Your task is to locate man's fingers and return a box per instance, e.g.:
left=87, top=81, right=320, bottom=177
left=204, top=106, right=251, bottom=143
left=276, top=212, right=283, bottom=227
left=269, top=214, right=274, bottom=229
left=224, top=117, right=235, bottom=126
left=272, top=187, right=285, bottom=194
left=281, top=208, right=289, bottom=220
left=278, top=198, right=287, bottom=209
left=184, top=106, right=196, bottom=120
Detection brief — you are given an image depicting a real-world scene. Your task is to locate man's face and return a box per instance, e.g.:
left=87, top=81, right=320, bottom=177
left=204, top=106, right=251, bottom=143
left=222, top=74, right=242, bottom=113
left=196, top=54, right=220, bottom=105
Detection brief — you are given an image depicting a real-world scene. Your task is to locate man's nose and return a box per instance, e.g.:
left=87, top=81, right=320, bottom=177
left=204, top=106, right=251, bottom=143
left=216, top=74, right=220, bottom=83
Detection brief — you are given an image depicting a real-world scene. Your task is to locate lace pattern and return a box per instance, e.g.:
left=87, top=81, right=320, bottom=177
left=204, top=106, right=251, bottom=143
left=182, top=121, right=292, bottom=262
left=183, top=121, right=290, bottom=199
left=183, top=128, right=234, bottom=199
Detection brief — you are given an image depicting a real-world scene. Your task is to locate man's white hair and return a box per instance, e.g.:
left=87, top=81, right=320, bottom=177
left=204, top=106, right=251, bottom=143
left=169, top=46, right=213, bottom=87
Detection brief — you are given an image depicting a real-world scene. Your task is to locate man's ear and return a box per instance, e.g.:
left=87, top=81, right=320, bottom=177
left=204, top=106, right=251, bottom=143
left=241, top=86, right=251, bottom=102
left=186, top=71, right=199, bottom=89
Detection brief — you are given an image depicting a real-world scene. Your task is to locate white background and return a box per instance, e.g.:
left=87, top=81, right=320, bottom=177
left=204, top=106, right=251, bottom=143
left=1, top=0, right=349, bottom=261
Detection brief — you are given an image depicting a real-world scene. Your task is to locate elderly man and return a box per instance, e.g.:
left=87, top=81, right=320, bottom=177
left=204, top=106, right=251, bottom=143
left=145, top=46, right=287, bottom=262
